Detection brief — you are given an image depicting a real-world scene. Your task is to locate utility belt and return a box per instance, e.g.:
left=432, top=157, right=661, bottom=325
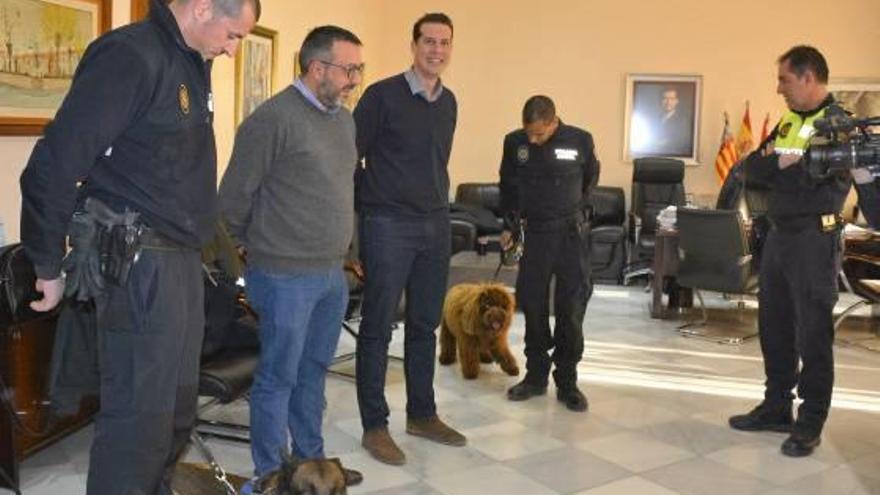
left=523, top=209, right=590, bottom=233
left=62, top=197, right=190, bottom=302
left=768, top=213, right=842, bottom=234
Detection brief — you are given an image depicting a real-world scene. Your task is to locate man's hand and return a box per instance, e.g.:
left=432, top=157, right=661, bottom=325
left=500, top=230, right=513, bottom=249
left=778, top=154, right=801, bottom=169
left=852, top=167, right=875, bottom=185
left=762, top=142, right=775, bottom=157
left=345, top=259, right=365, bottom=281
left=30, top=277, right=64, bottom=312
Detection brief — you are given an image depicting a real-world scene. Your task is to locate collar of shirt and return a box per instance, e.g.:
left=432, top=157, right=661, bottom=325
left=404, top=67, right=444, bottom=102
left=150, top=0, right=207, bottom=65
left=293, top=78, right=339, bottom=114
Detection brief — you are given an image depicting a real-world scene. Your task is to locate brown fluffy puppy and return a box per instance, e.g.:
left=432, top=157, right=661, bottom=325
left=439, top=282, right=518, bottom=379
left=259, top=455, right=347, bottom=495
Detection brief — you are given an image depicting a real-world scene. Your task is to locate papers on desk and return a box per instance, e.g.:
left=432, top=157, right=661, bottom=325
left=844, top=222, right=877, bottom=240
left=657, top=205, right=678, bottom=231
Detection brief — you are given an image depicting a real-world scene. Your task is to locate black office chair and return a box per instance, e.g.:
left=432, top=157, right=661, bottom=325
left=624, top=157, right=686, bottom=284
left=675, top=208, right=759, bottom=344
left=589, top=186, right=627, bottom=284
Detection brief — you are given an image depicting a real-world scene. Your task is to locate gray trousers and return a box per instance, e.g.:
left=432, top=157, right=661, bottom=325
left=87, top=248, right=204, bottom=495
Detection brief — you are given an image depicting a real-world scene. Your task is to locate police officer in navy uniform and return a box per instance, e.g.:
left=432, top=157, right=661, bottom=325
left=728, top=45, right=851, bottom=458
left=499, top=95, right=599, bottom=412
left=19, top=0, right=258, bottom=493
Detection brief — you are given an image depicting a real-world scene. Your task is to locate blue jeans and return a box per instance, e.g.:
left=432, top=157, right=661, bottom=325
left=245, top=266, right=347, bottom=476
left=356, top=211, right=451, bottom=430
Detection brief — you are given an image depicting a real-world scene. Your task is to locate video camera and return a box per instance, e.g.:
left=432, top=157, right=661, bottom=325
left=805, top=105, right=880, bottom=180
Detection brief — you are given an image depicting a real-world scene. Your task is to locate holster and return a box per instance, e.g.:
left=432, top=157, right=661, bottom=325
left=62, top=197, right=142, bottom=301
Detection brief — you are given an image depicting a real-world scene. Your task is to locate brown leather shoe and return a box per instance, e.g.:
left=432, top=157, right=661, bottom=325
left=406, top=416, right=467, bottom=446
left=362, top=427, right=406, bottom=465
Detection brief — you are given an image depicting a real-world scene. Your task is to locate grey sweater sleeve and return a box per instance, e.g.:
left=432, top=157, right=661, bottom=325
left=218, top=110, right=284, bottom=247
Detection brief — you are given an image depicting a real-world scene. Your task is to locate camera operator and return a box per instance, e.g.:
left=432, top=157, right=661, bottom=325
left=728, top=45, right=849, bottom=458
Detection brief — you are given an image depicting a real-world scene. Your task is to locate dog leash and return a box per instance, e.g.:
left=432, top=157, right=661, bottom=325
left=492, top=258, right=504, bottom=281
left=189, top=431, right=238, bottom=495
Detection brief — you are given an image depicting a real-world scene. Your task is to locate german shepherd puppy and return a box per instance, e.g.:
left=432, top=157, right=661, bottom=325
left=257, top=454, right=347, bottom=495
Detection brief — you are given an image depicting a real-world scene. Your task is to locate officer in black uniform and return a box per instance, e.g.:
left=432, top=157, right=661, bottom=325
left=19, top=1, right=258, bottom=493
left=728, top=46, right=850, bottom=458
left=499, top=95, right=599, bottom=412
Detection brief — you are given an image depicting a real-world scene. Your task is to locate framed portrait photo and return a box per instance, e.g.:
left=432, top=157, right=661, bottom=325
left=235, top=25, right=277, bottom=126
left=624, top=74, right=702, bottom=164
left=0, top=0, right=112, bottom=135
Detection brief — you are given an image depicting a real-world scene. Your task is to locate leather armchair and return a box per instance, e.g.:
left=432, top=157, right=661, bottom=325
left=450, top=182, right=505, bottom=239
left=589, top=186, right=626, bottom=284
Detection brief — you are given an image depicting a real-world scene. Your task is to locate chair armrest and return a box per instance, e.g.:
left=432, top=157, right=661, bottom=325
left=628, top=212, right=642, bottom=245
left=736, top=254, right=753, bottom=267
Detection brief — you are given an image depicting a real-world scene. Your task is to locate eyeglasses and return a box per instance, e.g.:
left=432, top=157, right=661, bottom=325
left=318, top=60, right=365, bottom=79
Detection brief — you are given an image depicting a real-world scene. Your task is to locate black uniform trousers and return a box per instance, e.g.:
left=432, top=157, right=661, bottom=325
left=88, top=247, right=204, bottom=495
left=516, top=217, right=593, bottom=389
left=758, top=226, right=840, bottom=435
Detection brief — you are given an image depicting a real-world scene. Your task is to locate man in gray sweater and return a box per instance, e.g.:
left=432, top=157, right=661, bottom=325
left=218, top=25, right=364, bottom=491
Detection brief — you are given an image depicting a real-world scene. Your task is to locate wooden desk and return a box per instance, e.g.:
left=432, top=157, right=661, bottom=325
left=650, top=229, right=693, bottom=319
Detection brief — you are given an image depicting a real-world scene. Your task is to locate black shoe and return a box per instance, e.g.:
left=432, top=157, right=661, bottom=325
left=781, top=432, right=821, bottom=457
left=507, top=381, right=547, bottom=401
left=728, top=402, right=793, bottom=432
left=556, top=386, right=588, bottom=412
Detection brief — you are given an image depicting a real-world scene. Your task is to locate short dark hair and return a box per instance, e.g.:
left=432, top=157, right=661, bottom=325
left=778, top=45, right=828, bottom=84
left=212, top=0, right=261, bottom=22
left=412, top=13, right=453, bottom=43
left=522, top=95, right=556, bottom=124
left=299, top=25, right=362, bottom=75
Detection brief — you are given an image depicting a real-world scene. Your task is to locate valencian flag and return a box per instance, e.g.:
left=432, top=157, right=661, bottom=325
left=715, top=112, right=738, bottom=184
left=760, top=112, right=771, bottom=143
left=734, top=102, right=754, bottom=156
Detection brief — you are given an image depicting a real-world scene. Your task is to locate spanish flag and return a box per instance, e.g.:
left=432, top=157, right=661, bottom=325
left=735, top=102, right=754, bottom=156
left=715, top=112, right=738, bottom=184
left=760, top=112, right=771, bottom=143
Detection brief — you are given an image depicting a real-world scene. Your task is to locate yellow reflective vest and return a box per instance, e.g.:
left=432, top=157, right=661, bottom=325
left=773, top=107, right=829, bottom=156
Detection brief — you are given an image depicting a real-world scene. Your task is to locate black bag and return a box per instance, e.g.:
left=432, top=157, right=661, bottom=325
left=0, top=243, right=41, bottom=323
left=202, top=269, right=259, bottom=360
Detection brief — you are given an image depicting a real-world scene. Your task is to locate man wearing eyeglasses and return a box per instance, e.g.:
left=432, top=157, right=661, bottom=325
left=353, top=12, right=466, bottom=466
left=218, top=25, right=364, bottom=491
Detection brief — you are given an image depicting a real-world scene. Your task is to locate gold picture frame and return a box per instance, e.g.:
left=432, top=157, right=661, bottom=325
left=0, top=0, right=112, bottom=135
left=235, top=25, right=277, bottom=126
left=829, top=79, right=880, bottom=118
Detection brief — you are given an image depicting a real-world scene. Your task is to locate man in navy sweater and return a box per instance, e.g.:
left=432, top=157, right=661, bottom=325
left=353, top=12, right=465, bottom=466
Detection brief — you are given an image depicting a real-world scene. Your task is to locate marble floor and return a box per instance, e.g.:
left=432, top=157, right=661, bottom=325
left=13, top=283, right=880, bottom=495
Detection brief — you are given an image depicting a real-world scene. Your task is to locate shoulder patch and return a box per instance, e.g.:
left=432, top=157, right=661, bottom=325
left=178, top=84, right=190, bottom=115
left=516, top=144, right=529, bottom=164
left=778, top=122, right=792, bottom=139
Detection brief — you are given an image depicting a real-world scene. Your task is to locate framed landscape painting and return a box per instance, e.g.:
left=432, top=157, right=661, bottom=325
left=235, top=25, right=277, bottom=126
left=0, top=0, right=111, bottom=135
